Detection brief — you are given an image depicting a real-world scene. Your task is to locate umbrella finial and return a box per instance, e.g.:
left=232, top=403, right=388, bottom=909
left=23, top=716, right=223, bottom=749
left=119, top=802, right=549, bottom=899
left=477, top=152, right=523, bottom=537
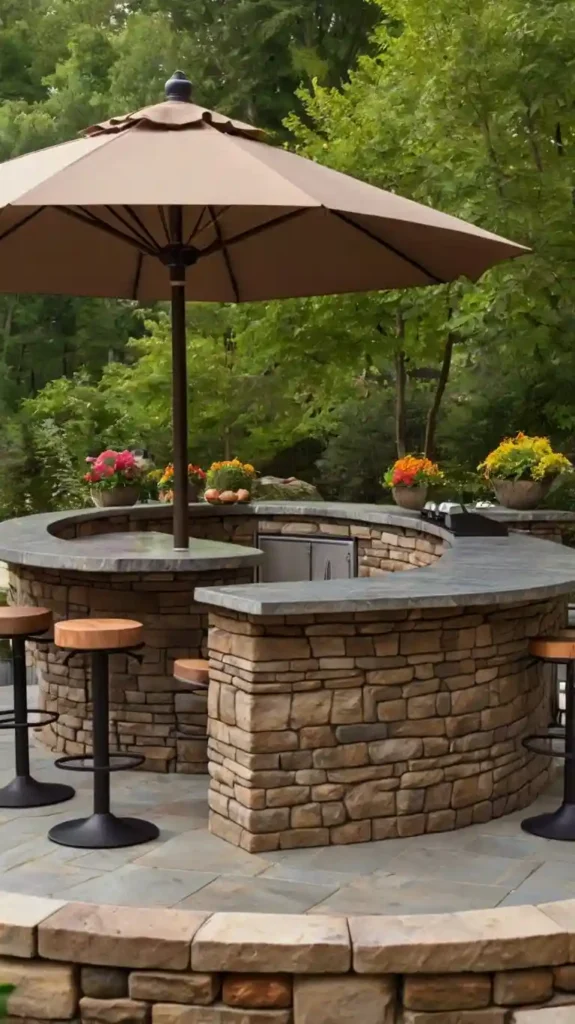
left=165, top=71, right=193, bottom=103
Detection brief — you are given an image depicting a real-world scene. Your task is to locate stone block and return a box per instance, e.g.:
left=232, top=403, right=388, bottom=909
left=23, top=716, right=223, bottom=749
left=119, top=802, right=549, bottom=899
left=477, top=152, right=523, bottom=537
left=294, top=975, right=395, bottom=1024
left=331, top=690, right=363, bottom=724
left=154, top=1005, right=291, bottom=1024
left=0, top=957, right=77, bottom=1019
left=335, top=724, right=388, bottom=743
left=403, top=973, right=492, bottom=1011
left=291, top=803, right=323, bottom=828
left=554, top=965, right=575, bottom=991
left=452, top=773, right=493, bottom=809
left=80, top=998, right=147, bottom=1024
left=192, top=913, right=351, bottom=973
left=290, top=693, right=332, bottom=728
left=344, top=780, right=396, bottom=819
left=279, top=828, right=330, bottom=849
left=493, top=967, right=553, bottom=1006
left=82, top=968, right=129, bottom=999
left=0, top=893, right=65, bottom=958
left=350, top=907, right=568, bottom=973
left=369, top=738, right=423, bottom=763
left=222, top=975, right=291, bottom=1009
left=235, top=693, right=291, bottom=732
left=39, top=903, right=207, bottom=970
left=313, top=744, right=368, bottom=769
left=129, top=972, right=219, bottom=1005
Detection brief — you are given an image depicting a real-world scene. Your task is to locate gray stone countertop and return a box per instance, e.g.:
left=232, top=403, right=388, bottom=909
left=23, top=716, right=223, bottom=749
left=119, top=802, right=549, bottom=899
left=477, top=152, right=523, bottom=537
left=0, top=502, right=575, bottom=601
left=196, top=532, right=575, bottom=615
left=0, top=517, right=263, bottom=573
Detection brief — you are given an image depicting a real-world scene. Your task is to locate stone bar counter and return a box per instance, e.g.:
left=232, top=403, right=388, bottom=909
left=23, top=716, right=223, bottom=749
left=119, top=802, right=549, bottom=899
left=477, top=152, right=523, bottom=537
left=1, top=501, right=575, bottom=787
left=194, top=508, right=575, bottom=851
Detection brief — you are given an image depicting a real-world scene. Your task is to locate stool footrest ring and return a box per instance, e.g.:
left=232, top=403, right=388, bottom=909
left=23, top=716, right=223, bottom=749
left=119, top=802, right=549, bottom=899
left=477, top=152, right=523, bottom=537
left=523, top=733, right=570, bottom=758
left=0, top=708, right=59, bottom=731
left=54, top=752, right=145, bottom=773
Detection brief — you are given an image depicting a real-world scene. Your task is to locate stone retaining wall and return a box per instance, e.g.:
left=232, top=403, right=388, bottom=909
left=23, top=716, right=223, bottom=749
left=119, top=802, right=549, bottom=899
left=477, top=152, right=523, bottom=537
left=3, top=895, right=575, bottom=1023
left=206, top=598, right=564, bottom=851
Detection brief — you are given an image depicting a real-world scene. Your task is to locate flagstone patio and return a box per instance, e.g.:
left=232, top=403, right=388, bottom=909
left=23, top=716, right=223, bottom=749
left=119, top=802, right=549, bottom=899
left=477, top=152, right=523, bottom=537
left=0, top=686, right=574, bottom=916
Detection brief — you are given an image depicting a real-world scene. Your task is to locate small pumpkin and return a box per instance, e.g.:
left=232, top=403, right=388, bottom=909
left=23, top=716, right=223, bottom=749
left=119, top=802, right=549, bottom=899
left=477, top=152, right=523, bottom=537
left=204, top=488, right=220, bottom=503
left=237, top=489, right=251, bottom=503
left=219, top=490, right=238, bottom=504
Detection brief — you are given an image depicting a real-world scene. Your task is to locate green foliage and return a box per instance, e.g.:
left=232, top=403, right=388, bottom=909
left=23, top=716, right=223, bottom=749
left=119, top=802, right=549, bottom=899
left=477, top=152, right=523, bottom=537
left=0, top=984, right=14, bottom=1018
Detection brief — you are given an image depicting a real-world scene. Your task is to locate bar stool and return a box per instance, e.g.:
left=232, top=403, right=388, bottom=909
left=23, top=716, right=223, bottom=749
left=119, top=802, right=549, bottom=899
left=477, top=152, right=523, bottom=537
left=0, top=606, right=75, bottom=808
left=48, top=619, right=159, bottom=849
left=522, top=630, right=575, bottom=841
left=173, top=659, right=209, bottom=740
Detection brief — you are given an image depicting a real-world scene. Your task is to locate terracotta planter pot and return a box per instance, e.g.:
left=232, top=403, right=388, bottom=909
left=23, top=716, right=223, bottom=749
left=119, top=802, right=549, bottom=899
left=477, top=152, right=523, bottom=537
left=392, top=485, right=428, bottom=511
left=91, top=486, right=140, bottom=508
left=158, top=482, right=199, bottom=504
left=492, top=478, right=553, bottom=511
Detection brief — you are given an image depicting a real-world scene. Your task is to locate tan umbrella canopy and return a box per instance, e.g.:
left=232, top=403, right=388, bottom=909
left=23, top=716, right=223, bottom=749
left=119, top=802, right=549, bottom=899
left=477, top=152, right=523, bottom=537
left=0, top=71, right=528, bottom=547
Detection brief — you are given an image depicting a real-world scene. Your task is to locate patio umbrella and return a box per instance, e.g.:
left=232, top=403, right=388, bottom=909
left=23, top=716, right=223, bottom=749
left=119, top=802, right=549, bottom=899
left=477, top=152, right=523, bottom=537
left=0, top=71, right=528, bottom=548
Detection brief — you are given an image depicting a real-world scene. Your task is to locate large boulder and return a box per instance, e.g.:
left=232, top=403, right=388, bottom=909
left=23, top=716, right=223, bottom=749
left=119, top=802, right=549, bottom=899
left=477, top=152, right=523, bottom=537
left=252, top=476, right=323, bottom=501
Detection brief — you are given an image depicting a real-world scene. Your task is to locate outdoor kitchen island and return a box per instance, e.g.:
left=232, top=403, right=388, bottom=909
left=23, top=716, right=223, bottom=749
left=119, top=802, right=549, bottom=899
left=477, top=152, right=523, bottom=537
left=193, top=505, right=575, bottom=851
left=1, top=501, right=575, bottom=845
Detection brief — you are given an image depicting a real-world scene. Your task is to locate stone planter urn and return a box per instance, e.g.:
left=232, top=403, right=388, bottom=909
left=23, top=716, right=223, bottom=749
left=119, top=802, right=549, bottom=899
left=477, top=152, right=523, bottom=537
left=392, top=485, right=428, bottom=511
left=492, top=478, right=553, bottom=511
left=91, top=486, right=140, bottom=508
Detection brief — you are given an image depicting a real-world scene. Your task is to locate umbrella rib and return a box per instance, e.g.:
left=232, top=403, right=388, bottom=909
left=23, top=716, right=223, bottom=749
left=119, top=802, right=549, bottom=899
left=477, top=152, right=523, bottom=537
left=108, top=206, right=162, bottom=253
left=208, top=205, right=240, bottom=302
left=0, top=207, right=45, bottom=244
left=158, top=206, right=171, bottom=245
left=199, top=208, right=309, bottom=259
left=60, top=206, right=157, bottom=257
left=132, top=252, right=143, bottom=300
left=331, top=211, right=443, bottom=284
left=186, top=206, right=208, bottom=246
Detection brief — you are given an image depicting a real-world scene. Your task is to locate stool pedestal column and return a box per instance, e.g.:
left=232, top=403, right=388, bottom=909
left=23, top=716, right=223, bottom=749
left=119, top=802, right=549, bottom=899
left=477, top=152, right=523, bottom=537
left=48, top=619, right=159, bottom=850
left=523, top=657, right=575, bottom=840
left=0, top=630, right=74, bottom=809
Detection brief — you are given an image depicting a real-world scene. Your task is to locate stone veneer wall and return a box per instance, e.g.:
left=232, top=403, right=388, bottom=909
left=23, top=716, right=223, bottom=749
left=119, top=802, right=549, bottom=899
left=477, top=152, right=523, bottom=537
left=10, top=514, right=444, bottom=773
left=4, top=895, right=575, bottom=1023
left=8, top=565, right=253, bottom=774
left=207, top=598, right=564, bottom=851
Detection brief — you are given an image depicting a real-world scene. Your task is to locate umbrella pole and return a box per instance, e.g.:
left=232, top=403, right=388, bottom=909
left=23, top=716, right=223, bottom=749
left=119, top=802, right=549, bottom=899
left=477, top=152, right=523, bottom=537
left=170, top=261, right=189, bottom=551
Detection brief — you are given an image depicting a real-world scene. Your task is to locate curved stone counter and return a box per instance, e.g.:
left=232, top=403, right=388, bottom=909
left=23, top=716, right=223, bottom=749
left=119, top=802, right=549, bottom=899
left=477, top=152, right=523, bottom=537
left=1, top=501, right=574, bottom=804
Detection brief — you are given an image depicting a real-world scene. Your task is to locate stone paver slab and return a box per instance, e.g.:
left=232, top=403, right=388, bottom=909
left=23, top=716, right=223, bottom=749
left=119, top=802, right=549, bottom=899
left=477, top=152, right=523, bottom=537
left=59, top=865, right=217, bottom=908
left=38, top=902, right=209, bottom=969
left=0, top=892, right=65, bottom=957
left=539, top=900, right=575, bottom=962
left=350, top=906, right=568, bottom=974
left=177, top=875, right=337, bottom=914
left=191, top=912, right=351, bottom=973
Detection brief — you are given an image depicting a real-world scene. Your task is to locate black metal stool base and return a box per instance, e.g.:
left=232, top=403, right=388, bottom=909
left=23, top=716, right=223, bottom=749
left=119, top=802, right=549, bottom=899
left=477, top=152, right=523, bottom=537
left=522, top=803, right=575, bottom=841
left=48, top=812, right=159, bottom=849
left=0, top=775, right=75, bottom=809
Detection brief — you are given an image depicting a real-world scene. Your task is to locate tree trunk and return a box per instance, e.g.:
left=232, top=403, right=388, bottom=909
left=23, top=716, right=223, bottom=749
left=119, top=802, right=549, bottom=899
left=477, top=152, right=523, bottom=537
left=424, top=332, right=456, bottom=459
left=395, top=314, right=407, bottom=458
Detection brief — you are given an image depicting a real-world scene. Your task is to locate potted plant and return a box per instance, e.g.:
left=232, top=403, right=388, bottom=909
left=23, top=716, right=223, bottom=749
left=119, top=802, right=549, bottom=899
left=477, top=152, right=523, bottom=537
left=478, top=433, right=572, bottom=510
left=84, top=449, right=144, bottom=507
left=204, top=459, right=256, bottom=504
left=157, top=463, right=206, bottom=504
left=384, top=455, right=444, bottom=511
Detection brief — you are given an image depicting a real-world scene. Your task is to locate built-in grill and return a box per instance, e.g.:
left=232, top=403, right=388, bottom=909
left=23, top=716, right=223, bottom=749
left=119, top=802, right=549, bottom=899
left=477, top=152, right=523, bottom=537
left=421, top=503, right=509, bottom=538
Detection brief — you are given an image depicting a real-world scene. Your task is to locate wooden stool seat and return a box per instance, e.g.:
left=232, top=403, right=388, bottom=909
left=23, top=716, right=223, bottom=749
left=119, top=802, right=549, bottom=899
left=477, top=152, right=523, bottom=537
left=530, top=631, right=575, bottom=661
left=0, top=606, right=51, bottom=637
left=55, top=618, right=143, bottom=651
left=173, top=658, right=209, bottom=688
